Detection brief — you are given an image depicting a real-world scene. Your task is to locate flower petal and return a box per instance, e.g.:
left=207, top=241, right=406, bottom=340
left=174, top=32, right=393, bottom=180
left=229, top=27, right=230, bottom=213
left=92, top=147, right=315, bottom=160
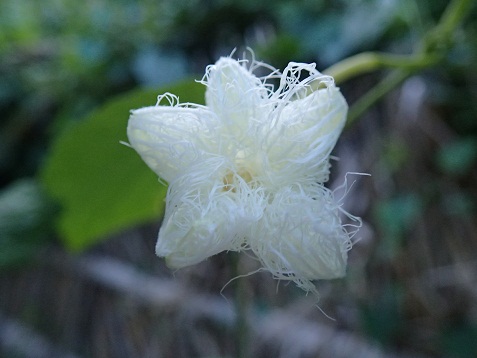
left=259, top=67, right=348, bottom=188
left=204, top=57, right=269, bottom=141
left=250, top=183, right=352, bottom=292
left=127, top=97, right=220, bottom=183
left=156, top=157, right=265, bottom=268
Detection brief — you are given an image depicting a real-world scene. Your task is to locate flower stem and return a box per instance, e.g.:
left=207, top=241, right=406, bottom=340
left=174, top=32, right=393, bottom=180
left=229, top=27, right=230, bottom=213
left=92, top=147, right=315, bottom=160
left=230, top=253, right=249, bottom=358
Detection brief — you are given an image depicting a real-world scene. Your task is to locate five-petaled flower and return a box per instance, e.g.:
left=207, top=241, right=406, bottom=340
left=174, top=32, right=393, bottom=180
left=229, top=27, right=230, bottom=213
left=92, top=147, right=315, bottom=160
left=127, top=55, right=361, bottom=293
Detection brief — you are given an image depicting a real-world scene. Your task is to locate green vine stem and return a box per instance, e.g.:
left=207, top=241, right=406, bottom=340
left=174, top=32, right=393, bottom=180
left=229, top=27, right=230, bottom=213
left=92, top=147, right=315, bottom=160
left=323, top=52, right=439, bottom=85
left=346, top=69, right=411, bottom=127
left=318, top=0, right=472, bottom=125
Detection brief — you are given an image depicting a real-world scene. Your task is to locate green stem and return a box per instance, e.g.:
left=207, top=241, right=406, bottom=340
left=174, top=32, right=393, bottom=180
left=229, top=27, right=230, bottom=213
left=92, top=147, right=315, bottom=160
left=322, top=52, right=438, bottom=85
left=421, top=0, right=473, bottom=54
left=319, top=0, right=472, bottom=124
left=230, top=253, right=249, bottom=358
left=346, top=69, right=412, bottom=128
left=435, top=0, right=472, bottom=39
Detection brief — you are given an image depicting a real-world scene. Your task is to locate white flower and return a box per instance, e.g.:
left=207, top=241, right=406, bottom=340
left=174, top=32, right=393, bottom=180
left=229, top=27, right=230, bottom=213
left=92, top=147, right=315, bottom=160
left=127, top=55, right=360, bottom=293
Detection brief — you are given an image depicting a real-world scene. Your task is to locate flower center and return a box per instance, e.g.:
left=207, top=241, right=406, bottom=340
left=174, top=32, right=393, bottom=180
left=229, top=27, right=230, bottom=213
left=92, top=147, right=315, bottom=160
left=223, top=169, right=253, bottom=192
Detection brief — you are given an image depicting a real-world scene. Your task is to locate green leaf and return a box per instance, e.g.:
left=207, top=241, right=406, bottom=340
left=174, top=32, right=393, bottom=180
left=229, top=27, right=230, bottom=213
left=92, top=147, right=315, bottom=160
left=436, top=137, right=477, bottom=176
left=373, top=193, right=423, bottom=258
left=375, top=194, right=422, bottom=237
left=440, top=321, right=477, bottom=358
left=362, top=283, right=404, bottom=347
left=0, top=178, right=56, bottom=268
left=40, top=80, right=205, bottom=251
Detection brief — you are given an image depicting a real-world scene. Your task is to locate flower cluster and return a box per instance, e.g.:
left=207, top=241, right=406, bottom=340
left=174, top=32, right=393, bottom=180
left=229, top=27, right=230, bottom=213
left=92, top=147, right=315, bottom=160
left=127, top=55, right=360, bottom=293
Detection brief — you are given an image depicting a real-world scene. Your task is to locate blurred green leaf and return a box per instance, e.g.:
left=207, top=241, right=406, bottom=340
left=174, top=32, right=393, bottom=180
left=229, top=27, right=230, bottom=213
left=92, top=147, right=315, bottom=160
left=362, top=284, right=404, bottom=347
left=40, top=80, right=205, bottom=251
left=441, top=191, right=476, bottom=217
left=374, top=193, right=423, bottom=257
left=440, top=321, right=477, bottom=358
left=376, top=194, right=423, bottom=237
left=0, top=178, right=55, bottom=268
left=436, top=137, right=477, bottom=176
left=382, top=138, right=410, bottom=173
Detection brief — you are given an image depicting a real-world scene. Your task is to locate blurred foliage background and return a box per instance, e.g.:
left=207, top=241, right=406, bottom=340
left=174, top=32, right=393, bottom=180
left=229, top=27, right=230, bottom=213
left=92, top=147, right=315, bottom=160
left=1, top=0, right=477, bottom=357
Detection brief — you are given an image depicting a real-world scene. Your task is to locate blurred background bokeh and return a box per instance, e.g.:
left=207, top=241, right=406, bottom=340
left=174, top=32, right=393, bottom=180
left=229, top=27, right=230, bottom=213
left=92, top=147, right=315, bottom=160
left=1, top=0, right=477, bottom=357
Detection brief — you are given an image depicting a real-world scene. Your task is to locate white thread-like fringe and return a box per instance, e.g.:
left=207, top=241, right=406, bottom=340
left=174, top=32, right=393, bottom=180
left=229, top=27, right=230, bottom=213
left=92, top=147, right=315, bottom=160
left=127, top=52, right=359, bottom=295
